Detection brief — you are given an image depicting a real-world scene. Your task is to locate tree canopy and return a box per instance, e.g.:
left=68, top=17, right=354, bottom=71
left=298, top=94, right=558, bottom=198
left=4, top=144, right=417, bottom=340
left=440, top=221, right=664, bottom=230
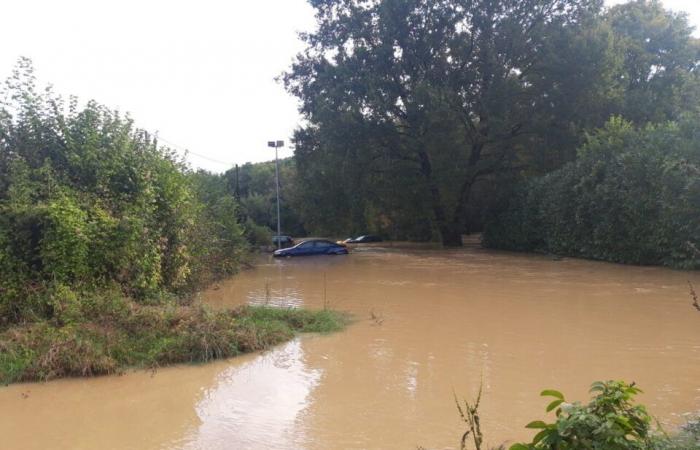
left=284, top=0, right=700, bottom=246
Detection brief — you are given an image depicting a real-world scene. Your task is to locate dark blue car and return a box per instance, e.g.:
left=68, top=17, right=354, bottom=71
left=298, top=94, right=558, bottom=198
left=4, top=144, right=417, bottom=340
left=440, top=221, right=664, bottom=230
left=273, top=239, right=349, bottom=257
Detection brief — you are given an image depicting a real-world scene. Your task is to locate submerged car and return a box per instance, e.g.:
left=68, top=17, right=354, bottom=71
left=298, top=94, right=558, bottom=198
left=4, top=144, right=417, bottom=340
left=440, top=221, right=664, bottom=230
left=272, top=235, right=295, bottom=248
left=344, top=235, right=383, bottom=244
left=273, top=239, right=349, bottom=257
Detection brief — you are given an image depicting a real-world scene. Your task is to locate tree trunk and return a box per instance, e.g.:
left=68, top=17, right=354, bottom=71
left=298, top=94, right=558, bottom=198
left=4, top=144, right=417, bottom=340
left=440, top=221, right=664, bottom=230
left=440, top=226, right=464, bottom=246
left=417, top=150, right=464, bottom=247
left=449, top=176, right=475, bottom=244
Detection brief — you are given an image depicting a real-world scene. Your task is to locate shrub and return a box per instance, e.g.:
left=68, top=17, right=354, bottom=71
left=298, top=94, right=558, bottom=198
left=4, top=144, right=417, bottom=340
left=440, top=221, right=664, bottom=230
left=511, top=381, right=655, bottom=450
left=244, top=218, right=273, bottom=247
left=0, top=58, right=251, bottom=323
left=484, top=117, right=700, bottom=269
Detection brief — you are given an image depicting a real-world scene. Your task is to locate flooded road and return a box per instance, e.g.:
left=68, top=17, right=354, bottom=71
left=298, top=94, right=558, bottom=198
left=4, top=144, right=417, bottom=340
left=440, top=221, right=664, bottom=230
left=2, top=244, right=700, bottom=449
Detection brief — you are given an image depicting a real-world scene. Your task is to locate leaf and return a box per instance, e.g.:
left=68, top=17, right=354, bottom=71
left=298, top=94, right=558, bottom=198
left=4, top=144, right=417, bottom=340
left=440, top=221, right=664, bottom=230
left=546, top=399, right=564, bottom=412
left=509, top=444, right=530, bottom=450
left=525, top=421, right=548, bottom=429
left=540, top=389, right=564, bottom=400
left=590, top=381, right=606, bottom=393
left=532, top=429, right=550, bottom=444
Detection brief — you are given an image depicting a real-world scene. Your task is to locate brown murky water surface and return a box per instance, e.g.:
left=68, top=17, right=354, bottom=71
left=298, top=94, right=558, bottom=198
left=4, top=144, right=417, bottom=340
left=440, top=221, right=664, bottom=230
left=2, top=243, right=700, bottom=449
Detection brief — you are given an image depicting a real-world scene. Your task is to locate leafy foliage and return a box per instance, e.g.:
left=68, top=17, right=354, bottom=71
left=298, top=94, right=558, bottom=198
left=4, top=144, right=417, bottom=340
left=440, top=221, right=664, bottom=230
left=188, top=170, right=250, bottom=285
left=0, top=58, right=249, bottom=325
left=285, top=0, right=611, bottom=246
left=483, top=116, right=700, bottom=269
left=510, top=381, right=655, bottom=450
left=607, top=0, right=700, bottom=124
left=284, top=0, right=699, bottom=246
left=222, top=159, right=307, bottom=237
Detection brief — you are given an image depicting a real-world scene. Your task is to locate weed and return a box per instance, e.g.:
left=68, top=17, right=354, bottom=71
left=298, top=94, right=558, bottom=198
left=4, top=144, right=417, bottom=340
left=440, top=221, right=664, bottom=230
left=264, top=280, right=272, bottom=306
left=689, top=282, right=699, bottom=313
left=456, top=384, right=485, bottom=450
left=454, top=383, right=506, bottom=450
left=323, top=272, right=329, bottom=311
left=370, top=310, right=385, bottom=326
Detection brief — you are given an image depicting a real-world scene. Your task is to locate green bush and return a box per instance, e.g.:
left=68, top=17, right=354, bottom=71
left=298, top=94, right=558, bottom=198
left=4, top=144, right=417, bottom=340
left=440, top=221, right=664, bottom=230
left=484, top=117, right=700, bottom=269
left=511, top=381, right=654, bottom=450
left=244, top=218, right=273, bottom=247
left=510, top=381, right=700, bottom=450
left=0, top=58, right=250, bottom=323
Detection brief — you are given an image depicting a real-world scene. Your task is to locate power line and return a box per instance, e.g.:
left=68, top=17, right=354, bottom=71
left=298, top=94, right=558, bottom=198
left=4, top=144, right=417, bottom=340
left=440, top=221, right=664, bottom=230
left=156, top=136, right=234, bottom=167
left=155, top=135, right=296, bottom=169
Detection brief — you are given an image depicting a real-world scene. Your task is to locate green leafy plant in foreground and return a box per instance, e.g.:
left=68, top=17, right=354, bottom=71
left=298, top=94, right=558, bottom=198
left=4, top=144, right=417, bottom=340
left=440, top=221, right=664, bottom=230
left=510, top=381, right=655, bottom=450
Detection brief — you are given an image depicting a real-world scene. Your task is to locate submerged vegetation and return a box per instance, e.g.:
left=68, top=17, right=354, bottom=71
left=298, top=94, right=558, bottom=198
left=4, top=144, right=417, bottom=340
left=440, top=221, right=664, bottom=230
left=0, top=298, right=347, bottom=384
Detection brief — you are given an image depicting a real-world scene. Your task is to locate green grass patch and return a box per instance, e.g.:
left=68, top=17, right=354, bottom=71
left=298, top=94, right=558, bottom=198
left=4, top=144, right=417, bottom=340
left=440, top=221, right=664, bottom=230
left=241, top=306, right=348, bottom=333
left=0, top=290, right=348, bottom=384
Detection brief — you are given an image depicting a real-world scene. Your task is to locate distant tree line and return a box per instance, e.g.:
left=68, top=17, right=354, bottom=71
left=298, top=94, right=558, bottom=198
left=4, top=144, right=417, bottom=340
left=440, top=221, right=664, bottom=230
left=280, top=0, right=700, bottom=259
left=225, top=159, right=307, bottom=237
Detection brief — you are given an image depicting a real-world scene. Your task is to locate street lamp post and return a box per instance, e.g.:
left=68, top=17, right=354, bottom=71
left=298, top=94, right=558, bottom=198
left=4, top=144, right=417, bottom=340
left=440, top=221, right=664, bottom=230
left=267, top=140, right=284, bottom=249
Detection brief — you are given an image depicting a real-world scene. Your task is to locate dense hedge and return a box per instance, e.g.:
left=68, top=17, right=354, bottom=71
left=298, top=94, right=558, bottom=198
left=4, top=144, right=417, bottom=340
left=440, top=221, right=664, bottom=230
left=483, top=116, right=700, bottom=269
left=0, top=59, right=249, bottom=326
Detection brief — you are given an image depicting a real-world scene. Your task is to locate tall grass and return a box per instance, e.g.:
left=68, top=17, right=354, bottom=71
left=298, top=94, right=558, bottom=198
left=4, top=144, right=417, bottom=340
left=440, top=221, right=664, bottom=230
left=0, top=291, right=347, bottom=385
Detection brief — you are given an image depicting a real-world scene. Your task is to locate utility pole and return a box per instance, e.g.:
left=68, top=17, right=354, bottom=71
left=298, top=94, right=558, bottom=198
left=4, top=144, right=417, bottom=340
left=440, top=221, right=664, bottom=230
left=234, top=164, right=240, bottom=200
left=267, top=140, right=284, bottom=249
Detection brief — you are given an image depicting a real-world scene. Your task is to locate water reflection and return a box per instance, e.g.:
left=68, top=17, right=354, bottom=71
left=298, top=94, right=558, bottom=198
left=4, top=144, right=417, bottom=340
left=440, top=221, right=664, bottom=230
left=180, top=339, right=320, bottom=450
left=245, top=285, right=305, bottom=308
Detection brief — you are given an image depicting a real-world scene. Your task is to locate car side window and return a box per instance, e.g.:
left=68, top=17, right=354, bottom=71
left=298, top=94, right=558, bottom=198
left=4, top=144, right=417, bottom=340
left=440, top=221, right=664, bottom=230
left=315, top=241, right=331, bottom=248
left=298, top=241, right=313, bottom=249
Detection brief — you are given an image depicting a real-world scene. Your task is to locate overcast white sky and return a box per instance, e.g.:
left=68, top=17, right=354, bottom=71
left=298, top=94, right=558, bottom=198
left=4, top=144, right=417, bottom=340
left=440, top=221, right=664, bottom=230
left=1, top=0, right=698, bottom=172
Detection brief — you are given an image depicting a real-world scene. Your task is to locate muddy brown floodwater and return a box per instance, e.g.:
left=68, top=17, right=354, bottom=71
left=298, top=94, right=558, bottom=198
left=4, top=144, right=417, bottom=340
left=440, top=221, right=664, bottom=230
left=2, top=243, right=700, bottom=450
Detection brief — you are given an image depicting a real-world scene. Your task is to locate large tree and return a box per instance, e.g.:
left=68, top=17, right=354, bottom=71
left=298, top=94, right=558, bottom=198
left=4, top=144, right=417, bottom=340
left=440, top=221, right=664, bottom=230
left=607, top=0, right=700, bottom=123
left=285, top=0, right=604, bottom=245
